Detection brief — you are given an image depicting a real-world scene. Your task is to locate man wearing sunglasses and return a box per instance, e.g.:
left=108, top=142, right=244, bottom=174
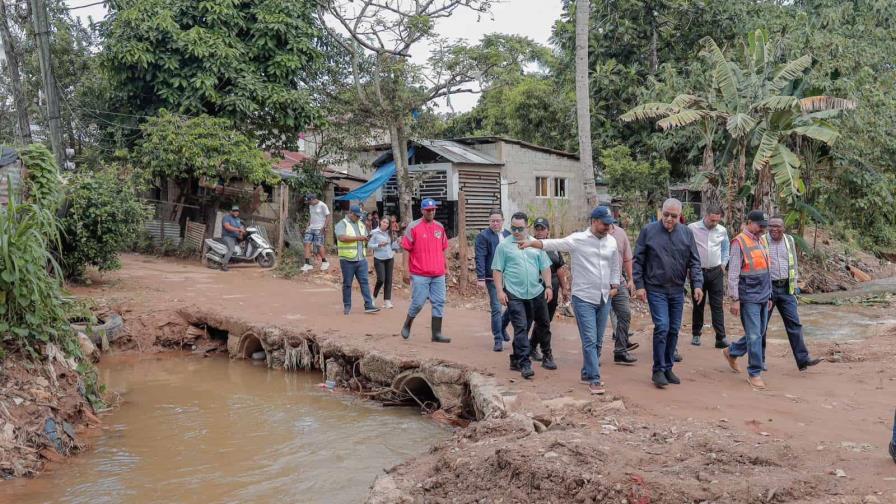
left=491, top=212, right=553, bottom=380
left=519, top=206, right=620, bottom=395
left=723, top=210, right=772, bottom=389
left=633, top=198, right=704, bottom=389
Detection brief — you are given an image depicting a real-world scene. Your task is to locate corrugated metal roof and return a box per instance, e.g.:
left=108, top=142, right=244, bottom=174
left=417, top=140, right=501, bottom=165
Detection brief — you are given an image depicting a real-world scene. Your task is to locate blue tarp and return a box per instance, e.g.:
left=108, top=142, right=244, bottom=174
left=336, top=148, right=415, bottom=202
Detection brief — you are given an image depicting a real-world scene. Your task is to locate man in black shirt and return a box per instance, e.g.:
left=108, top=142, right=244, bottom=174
left=528, top=218, right=568, bottom=370
left=633, top=198, right=704, bottom=388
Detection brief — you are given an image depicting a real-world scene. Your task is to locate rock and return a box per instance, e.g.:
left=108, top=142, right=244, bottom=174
left=862, top=496, right=880, bottom=504
left=366, top=475, right=413, bottom=504
left=849, top=265, right=872, bottom=283
left=468, top=372, right=507, bottom=420
left=832, top=469, right=847, bottom=478
left=543, top=396, right=590, bottom=412
left=39, top=448, right=65, bottom=463
left=251, top=351, right=266, bottom=360
left=544, top=451, right=559, bottom=458
left=533, top=420, right=548, bottom=433
left=597, top=400, right=626, bottom=413
left=77, top=332, right=98, bottom=360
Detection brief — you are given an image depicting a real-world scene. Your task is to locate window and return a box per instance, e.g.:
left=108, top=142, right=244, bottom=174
left=535, top=176, right=549, bottom=197
left=553, top=177, right=567, bottom=198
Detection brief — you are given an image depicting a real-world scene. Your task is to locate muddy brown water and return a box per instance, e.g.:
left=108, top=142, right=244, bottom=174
left=0, top=354, right=449, bottom=504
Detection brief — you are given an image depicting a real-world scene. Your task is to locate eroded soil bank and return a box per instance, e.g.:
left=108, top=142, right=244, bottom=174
left=54, top=255, right=896, bottom=502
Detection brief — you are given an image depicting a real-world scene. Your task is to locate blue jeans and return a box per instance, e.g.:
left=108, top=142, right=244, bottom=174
left=728, top=300, right=769, bottom=377
left=646, top=290, right=684, bottom=373
left=339, top=259, right=374, bottom=311
left=408, top=275, right=446, bottom=318
left=571, top=295, right=611, bottom=384
left=762, top=282, right=810, bottom=368
left=485, top=280, right=510, bottom=343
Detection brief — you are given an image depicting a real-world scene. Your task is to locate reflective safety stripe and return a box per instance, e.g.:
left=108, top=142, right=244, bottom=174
left=337, top=219, right=367, bottom=260
left=761, top=234, right=798, bottom=293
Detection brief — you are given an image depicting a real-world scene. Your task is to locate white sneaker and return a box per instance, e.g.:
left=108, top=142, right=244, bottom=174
left=300, top=264, right=313, bottom=273
left=384, top=300, right=394, bottom=309
left=320, top=261, right=330, bottom=271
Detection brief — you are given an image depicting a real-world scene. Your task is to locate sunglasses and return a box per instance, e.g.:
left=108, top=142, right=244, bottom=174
left=662, top=212, right=679, bottom=219
left=510, top=225, right=526, bottom=233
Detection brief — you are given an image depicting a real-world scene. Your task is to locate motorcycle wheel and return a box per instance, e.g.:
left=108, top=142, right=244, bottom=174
left=256, top=251, right=276, bottom=268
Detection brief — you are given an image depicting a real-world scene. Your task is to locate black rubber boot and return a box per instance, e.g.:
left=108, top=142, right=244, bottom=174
left=541, top=350, right=557, bottom=370
left=431, top=317, right=451, bottom=343
left=509, top=354, right=520, bottom=371
left=401, top=315, right=414, bottom=340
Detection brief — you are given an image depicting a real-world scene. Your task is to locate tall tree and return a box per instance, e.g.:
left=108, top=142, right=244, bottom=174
left=574, top=0, right=597, bottom=207
left=315, top=1, right=526, bottom=223
left=101, top=0, right=324, bottom=150
left=0, top=1, right=32, bottom=145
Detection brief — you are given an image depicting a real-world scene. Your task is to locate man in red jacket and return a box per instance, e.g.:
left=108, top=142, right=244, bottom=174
left=400, top=198, right=451, bottom=343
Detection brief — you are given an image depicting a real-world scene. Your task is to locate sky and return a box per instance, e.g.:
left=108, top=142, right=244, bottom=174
left=68, top=0, right=565, bottom=113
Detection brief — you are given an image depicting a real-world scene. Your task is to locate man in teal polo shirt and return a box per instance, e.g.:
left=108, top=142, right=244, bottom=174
left=491, top=212, right=553, bottom=379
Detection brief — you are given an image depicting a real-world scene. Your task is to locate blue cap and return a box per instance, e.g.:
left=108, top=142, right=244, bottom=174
left=349, top=205, right=362, bottom=215
left=590, top=206, right=615, bottom=224
left=421, top=198, right=439, bottom=210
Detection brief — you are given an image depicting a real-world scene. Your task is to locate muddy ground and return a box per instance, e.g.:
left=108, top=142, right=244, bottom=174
left=63, top=253, right=896, bottom=503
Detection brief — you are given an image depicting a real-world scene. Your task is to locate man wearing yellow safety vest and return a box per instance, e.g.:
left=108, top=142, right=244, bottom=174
left=761, top=216, right=823, bottom=372
left=336, top=205, right=380, bottom=315
left=723, top=210, right=772, bottom=389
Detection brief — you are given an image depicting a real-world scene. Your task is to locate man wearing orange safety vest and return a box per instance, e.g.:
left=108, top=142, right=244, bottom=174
left=722, top=211, right=772, bottom=389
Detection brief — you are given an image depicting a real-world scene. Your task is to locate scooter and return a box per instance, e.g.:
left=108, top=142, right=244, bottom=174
left=205, top=227, right=276, bottom=268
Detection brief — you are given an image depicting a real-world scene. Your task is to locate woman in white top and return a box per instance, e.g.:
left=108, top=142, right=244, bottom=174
left=368, top=215, right=398, bottom=308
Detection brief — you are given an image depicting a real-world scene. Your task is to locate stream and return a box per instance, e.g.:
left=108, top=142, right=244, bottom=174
left=0, top=354, right=449, bottom=504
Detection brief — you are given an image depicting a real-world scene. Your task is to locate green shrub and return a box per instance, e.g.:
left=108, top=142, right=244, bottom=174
left=61, top=169, right=150, bottom=279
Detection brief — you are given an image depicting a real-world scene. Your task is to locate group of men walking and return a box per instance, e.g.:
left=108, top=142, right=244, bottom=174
left=317, top=192, right=824, bottom=394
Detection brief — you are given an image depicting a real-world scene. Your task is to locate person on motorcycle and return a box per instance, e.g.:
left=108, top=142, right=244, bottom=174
left=221, top=205, right=246, bottom=271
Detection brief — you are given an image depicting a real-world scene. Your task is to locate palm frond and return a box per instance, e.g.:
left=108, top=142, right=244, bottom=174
left=752, top=95, right=799, bottom=112
left=771, top=54, right=813, bottom=92
left=670, top=94, right=705, bottom=109
left=699, top=37, right=738, bottom=102
left=619, top=103, right=678, bottom=123
left=770, top=144, right=803, bottom=199
left=786, top=123, right=840, bottom=145
left=751, top=129, right=779, bottom=172
left=657, top=110, right=711, bottom=131
left=798, top=96, right=857, bottom=113
left=725, top=113, right=757, bottom=138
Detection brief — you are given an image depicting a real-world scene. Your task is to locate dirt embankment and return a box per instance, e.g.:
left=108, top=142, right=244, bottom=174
left=0, top=346, right=100, bottom=479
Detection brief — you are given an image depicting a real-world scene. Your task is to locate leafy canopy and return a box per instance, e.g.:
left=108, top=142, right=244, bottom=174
left=134, top=110, right=278, bottom=186
left=101, top=0, right=323, bottom=149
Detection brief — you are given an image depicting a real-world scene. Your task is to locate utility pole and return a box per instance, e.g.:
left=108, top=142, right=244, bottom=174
left=30, top=0, right=64, bottom=167
left=0, top=1, right=32, bottom=145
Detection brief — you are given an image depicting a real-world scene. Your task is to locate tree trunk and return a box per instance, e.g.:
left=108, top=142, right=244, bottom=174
left=700, top=142, right=720, bottom=216
left=0, top=2, right=32, bottom=145
left=575, top=0, right=598, bottom=208
left=389, top=120, right=414, bottom=226
left=649, top=4, right=659, bottom=74
left=726, top=140, right=748, bottom=232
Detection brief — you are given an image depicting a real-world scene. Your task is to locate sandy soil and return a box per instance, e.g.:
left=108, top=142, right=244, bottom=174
left=69, top=254, right=896, bottom=502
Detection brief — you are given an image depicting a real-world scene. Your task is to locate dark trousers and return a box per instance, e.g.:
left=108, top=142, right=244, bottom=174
left=373, top=257, right=394, bottom=301
left=647, top=290, right=684, bottom=373
left=692, top=265, right=726, bottom=341
left=531, top=282, right=559, bottom=351
left=507, top=290, right=551, bottom=369
left=611, top=285, right=632, bottom=355
left=762, top=281, right=811, bottom=368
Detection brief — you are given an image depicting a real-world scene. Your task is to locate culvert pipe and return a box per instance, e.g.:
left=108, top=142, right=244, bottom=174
left=392, top=373, right=441, bottom=412
left=236, top=331, right=265, bottom=360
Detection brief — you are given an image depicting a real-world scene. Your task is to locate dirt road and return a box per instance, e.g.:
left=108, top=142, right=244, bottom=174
left=75, top=254, right=896, bottom=502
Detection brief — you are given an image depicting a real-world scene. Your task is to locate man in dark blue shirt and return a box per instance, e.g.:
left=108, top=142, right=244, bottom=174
left=475, top=208, right=512, bottom=351
left=221, top=205, right=245, bottom=271
left=633, top=198, right=703, bottom=389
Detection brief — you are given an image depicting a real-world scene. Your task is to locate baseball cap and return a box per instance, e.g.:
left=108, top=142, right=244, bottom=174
left=231, top=205, right=240, bottom=211
left=421, top=198, right=439, bottom=210
left=533, top=218, right=550, bottom=229
left=747, top=210, right=769, bottom=227
left=304, top=193, right=317, bottom=201
left=349, top=205, right=362, bottom=215
left=590, top=206, right=615, bottom=224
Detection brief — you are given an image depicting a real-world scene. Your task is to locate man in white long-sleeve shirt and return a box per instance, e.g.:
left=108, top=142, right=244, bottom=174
left=519, top=206, right=620, bottom=395
left=688, top=205, right=730, bottom=348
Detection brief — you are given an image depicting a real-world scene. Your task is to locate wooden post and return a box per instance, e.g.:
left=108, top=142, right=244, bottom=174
left=278, top=183, right=288, bottom=254
left=457, top=190, right=467, bottom=291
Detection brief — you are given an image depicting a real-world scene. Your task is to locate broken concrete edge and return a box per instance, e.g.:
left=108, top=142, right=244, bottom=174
left=173, top=306, right=509, bottom=422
